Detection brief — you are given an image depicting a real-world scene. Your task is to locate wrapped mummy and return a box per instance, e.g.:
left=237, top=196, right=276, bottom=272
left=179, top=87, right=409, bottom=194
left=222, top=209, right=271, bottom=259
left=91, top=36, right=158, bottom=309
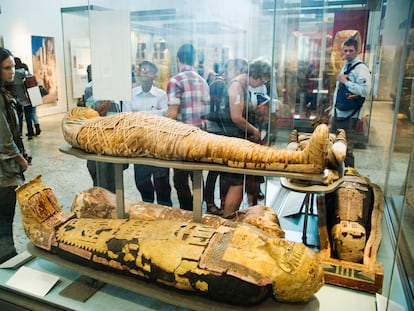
left=286, top=128, right=347, bottom=170
left=17, top=176, right=324, bottom=305
left=62, top=107, right=331, bottom=174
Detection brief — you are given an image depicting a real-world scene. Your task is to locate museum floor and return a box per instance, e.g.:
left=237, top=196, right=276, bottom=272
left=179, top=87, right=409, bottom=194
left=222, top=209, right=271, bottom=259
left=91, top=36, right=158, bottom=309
left=7, top=107, right=409, bottom=310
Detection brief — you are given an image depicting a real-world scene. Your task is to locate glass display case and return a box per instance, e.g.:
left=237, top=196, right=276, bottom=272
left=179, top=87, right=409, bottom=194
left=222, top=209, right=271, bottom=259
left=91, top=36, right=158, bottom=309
left=384, top=5, right=414, bottom=309
left=62, top=1, right=380, bottom=141
left=59, top=0, right=414, bottom=309
left=271, top=1, right=376, bottom=140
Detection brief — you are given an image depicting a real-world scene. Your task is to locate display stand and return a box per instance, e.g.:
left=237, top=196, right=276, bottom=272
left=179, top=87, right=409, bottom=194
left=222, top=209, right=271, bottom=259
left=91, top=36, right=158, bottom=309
left=59, top=143, right=329, bottom=222
left=25, top=243, right=320, bottom=311
left=280, top=177, right=343, bottom=245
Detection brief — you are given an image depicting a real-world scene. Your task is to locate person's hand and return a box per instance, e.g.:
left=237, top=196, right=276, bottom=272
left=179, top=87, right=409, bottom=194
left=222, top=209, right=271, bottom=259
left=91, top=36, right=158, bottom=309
left=255, top=104, right=269, bottom=121
left=337, top=73, right=348, bottom=84
left=17, top=154, right=29, bottom=172
left=166, top=105, right=179, bottom=120
left=96, top=100, right=111, bottom=116
left=23, top=153, right=32, bottom=166
left=250, top=127, right=261, bottom=143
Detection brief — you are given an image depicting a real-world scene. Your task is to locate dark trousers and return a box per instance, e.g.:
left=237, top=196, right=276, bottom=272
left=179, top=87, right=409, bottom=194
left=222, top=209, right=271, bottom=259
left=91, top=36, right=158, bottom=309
left=204, top=171, right=219, bottom=204
left=173, top=168, right=197, bottom=211
left=134, top=164, right=172, bottom=206
left=16, top=104, right=24, bottom=136
left=0, top=186, right=18, bottom=262
left=87, top=160, right=117, bottom=193
left=205, top=171, right=232, bottom=209
left=23, top=105, right=34, bottom=137
left=332, top=116, right=358, bottom=167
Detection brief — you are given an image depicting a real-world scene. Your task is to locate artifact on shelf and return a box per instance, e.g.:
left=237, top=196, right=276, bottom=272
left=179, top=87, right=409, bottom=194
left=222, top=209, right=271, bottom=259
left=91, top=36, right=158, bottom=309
left=152, top=38, right=170, bottom=90
left=282, top=121, right=383, bottom=294
left=318, top=168, right=384, bottom=293
left=331, top=30, right=363, bottom=74
left=329, top=168, right=374, bottom=262
left=62, top=107, right=335, bottom=177
left=17, top=176, right=324, bottom=305
left=286, top=127, right=347, bottom=170
left=134, top=40, right=147, bottom=86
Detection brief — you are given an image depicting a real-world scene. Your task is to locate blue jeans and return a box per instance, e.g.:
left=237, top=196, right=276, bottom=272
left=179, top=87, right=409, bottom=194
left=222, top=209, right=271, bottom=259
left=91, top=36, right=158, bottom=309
left=23, top=105, right=34, bottom=137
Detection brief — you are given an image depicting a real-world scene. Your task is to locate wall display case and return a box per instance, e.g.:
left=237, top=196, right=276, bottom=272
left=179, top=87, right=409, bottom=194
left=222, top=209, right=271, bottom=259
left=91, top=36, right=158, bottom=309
left=270, top=4, right=377, bottom=144
left=19, top=0, right=408, bottom=309
left=384, top=6, right=414, bottom=309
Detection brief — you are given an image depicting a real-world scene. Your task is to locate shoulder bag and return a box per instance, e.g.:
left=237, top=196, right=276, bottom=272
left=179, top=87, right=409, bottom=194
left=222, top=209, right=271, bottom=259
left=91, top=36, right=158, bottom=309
left=335, top=62, right=365, bottom=112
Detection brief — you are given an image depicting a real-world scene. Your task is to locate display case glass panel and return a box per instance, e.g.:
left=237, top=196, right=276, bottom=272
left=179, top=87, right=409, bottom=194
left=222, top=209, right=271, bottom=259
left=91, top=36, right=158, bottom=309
left=59, top=0, right=413, bottom=309
left=381, top=1, right=414, bottom=309
left=269, top=0, right=374, bottom=143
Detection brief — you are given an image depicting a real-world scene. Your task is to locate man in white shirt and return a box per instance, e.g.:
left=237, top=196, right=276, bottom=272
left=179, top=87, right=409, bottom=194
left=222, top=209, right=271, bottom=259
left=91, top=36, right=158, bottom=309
left=331, top=37, right=371, bottom=167
left=123, top=61, right=168, bottom=116
left=123, top=61, right=172, bottom=206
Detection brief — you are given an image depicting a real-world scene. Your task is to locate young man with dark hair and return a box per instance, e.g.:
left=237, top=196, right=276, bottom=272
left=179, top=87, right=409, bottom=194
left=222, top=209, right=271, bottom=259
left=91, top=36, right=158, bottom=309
left=331, top=37, right=371, bottom=167
left=166, top=43, right=210, bottom=211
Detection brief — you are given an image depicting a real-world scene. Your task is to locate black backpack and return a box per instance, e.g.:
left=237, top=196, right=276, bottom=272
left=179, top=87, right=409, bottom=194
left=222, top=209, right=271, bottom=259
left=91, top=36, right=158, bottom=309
left=335, top=62, right=366, bottom=114
left=208, top=75, right=226, bottom=113
left=203, top=80, right=249, bottom=138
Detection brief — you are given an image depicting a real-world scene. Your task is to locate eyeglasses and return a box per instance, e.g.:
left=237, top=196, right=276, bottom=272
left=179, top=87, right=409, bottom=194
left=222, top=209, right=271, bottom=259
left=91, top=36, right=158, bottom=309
left=260, top=77, right=269, bottom=84
left=140, top=67, right=155, bottom=74
left=251, top=75, right=269, bottom=85
left=255, top=77, right=269, bottom=84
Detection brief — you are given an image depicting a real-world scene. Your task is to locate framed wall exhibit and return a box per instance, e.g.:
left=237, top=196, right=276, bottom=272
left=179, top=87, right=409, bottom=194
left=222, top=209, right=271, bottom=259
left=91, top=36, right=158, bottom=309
left=31, top=35, right=58, bottom=104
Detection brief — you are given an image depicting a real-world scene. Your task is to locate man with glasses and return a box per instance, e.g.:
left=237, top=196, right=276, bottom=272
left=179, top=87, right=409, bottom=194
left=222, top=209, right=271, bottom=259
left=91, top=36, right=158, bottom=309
left=123, top=60, right=172, bottom=206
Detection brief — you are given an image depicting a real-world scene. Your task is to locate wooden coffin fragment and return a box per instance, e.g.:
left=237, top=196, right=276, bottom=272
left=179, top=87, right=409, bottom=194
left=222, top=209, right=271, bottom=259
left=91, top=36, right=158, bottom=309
left=317, top=168, right=384, bottom=293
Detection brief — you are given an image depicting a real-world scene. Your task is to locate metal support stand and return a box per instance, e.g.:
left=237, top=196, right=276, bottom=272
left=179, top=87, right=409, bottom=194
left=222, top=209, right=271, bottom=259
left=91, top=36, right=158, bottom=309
left=300, top=193, right=316, bottom=245
left=280, top=177, right=343, bottom=246
left=60, top=143, right=330, bottom=223
left=114, top=163, right=125, bottom=219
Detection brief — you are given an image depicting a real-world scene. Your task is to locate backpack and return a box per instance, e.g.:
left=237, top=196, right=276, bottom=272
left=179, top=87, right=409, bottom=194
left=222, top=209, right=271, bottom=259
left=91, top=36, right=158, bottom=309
left=202, top=75, right=226, bottom=134
left=202, top=80, right=248, bottom=138
left=24, top=76, right=38, bottom=89
left=208, top=75, right=226, bottom=113
left=335, top=62, right=365, bottom=113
